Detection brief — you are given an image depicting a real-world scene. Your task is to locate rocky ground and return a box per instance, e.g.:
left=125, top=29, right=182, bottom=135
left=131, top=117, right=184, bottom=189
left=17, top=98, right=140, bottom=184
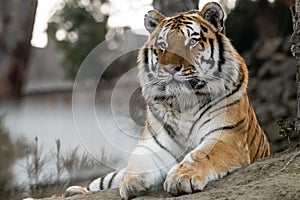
left=25, top=35, right=300, bottom=200
left=40, top=145, right=300, bottom=200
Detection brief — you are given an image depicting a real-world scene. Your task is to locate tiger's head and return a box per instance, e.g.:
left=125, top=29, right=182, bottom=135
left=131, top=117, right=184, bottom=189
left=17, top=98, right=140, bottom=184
left=138, top=2, right=245, bottom=109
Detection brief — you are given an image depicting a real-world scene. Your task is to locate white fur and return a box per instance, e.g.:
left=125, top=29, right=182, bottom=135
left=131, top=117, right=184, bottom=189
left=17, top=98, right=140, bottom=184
left=66, top=4, right=246, bottom=199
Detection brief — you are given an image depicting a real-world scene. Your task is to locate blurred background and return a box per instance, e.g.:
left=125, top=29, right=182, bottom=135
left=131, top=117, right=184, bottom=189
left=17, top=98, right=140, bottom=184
left=0, top=0, right=296, bottom=199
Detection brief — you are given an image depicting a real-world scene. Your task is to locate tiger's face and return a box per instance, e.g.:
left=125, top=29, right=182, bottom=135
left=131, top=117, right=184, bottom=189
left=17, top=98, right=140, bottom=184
left=138, top=3, right=240, bottom=108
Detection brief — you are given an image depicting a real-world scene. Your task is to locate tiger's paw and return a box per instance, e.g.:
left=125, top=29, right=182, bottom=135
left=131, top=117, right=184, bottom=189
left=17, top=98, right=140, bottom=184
left=164, top=162, right=206, bottom=196
left=119, top=174, right=150, bottom=200
left=65, top=185, right=88, bottom=197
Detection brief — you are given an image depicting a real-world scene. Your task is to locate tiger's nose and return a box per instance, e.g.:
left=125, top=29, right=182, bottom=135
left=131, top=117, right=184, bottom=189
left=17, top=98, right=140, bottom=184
left=163, top=64, right=182, bottom=74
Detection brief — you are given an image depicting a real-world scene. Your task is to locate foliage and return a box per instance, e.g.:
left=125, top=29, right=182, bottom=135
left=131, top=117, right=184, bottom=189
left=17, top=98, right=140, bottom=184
left=62, top=147, right=95, bottom=180
left=277, top=119, right=295, bottom=142
left=0, top=118, right=30, bottom=198
left=20, top=137, right=118, bottom=198
left=47, top=0, right=108, bottom=79
left=26, top=137, right=49, bottom=188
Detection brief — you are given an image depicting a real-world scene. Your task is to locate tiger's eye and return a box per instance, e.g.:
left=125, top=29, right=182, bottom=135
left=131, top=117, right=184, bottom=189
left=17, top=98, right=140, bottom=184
left=188, top=38, right=198, bottom=48
left=157, top=42, right=167, bottom=51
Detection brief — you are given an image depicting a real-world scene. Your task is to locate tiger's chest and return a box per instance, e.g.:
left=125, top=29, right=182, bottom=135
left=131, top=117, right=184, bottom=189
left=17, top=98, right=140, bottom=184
left=148, top=103, right=226, bottom=149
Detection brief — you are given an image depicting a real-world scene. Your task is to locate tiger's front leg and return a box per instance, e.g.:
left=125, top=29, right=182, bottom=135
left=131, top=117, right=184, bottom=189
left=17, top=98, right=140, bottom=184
left=164, top=135, right=250, bottom=196
left=120, top=127, right=180, bottom=199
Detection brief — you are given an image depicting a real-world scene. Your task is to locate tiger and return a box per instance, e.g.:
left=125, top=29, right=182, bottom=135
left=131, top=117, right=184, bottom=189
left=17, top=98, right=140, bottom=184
left=66, top=2, right=270, bottom=199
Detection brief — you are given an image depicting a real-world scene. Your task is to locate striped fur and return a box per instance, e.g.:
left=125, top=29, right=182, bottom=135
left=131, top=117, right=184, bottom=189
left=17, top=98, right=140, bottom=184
left=65, top=2, right=270, bottom=199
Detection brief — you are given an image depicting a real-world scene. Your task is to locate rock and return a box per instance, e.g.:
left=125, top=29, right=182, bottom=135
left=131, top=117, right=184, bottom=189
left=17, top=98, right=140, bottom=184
left=257, top=78, right=282, bottom=100
left=253, top=103, right=271, bottom=124
left=272, top=53, right=288, bottom=62
left=257, top=57, right=296, bottom=79
left=268, top=104, right=289, bottom=119
left=282, top=81, right=296, bottom=101
left=38, top=147, right=300, bottom=200
left=282, top=35, right=292, bottom=53
left=256, top=37, right=283, bottom=60
left=257, top=59, right=274, bottom=78
left=270, top=58, right=297, bottom=78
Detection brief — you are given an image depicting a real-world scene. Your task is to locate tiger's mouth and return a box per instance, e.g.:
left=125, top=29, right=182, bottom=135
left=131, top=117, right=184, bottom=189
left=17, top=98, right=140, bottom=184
left=167, top=78, right=181, bottom=85
left=187, top=80, right=207, bottom=90
left=156, top=77, right=207, bottom=95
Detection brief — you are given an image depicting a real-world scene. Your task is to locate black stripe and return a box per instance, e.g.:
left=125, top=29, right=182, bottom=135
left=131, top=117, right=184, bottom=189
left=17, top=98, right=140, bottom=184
left=198, top=119, right=245, bottom=145
left=184, top=21, right=193, bottom=25
left=165, top=23, right=171, bottom=28
left=149, top=106, right=184, bottom=149
left=180, top=29, right=185, bottom=35
left=143, top=48, right=148, bottom=65
left=253, top=133, right=264, bottom=161
left=184, top=16, right=194, bottom=21
left=196, top=111, right=223, bottom=132
left=150, top=47, right=156, bottom=72
left=162, top=123, right=186, bottom=149
left=249, top=123, right=259, bottom=148
left=191, top=32, right=200, bottom=36
left=163, top=124, right=176, bottom=139
left=262, top=142, right=269, bottom=157
left=187, top=78, right=200, bottom=89
left=247, top=114, right=254, bottom=133
left=209, top=99, right=240, bottom=115
left=100, top=177, right=104, bottom=190
left=193, top=95, right=214, bottom=117
left=209, top=38, right=214, bottom=59
left=148, top=125, right=180, bottom=163
left=143, top=48, right=152, bottom=74
left=154, top=95, right=174, bottom=101
left=195, top=91, right=210, bottom=96
left=200, top=31, right=207, bottom=43
left=108, top=172, right=118, bottom=189
left=186, top=25, right=193, bottom=30
left=200, top=25, right=208, bottom=33
left=245, top=106, right=254, bottom=134
left=261, top=143, right=267, bottom=158
left=216, top=33, right=225, bottom=72
left=189, top=71, right=245, bottom=137
left=198, top=118, right=212, bottom=130
left=190, top=179, right=195, bottom=192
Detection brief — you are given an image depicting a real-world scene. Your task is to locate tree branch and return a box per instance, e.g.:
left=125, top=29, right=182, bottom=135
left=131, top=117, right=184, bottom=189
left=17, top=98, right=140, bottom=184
left=290, top=0, right=300, bottom=131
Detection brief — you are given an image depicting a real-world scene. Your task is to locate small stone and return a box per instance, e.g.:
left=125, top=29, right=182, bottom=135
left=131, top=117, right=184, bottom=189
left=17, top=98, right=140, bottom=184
left=256, top=37, right=283, bottom=60
left=280, top=190, right=287, bottom=196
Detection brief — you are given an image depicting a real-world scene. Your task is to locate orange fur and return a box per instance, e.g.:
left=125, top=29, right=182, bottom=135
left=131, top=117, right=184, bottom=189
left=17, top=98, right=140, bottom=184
left=65, top=3, right=271, bottom=199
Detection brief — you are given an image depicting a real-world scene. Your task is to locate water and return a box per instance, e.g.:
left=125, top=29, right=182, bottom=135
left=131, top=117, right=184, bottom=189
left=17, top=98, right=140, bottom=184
left=1, top=79, right=144, bottom=185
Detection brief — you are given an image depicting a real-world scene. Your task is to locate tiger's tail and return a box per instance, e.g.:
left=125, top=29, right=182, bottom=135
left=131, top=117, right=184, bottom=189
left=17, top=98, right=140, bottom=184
left=65, top=170, right=124, bottom=197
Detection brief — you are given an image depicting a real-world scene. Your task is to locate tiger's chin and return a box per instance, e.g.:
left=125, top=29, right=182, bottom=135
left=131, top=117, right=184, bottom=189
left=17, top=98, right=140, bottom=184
left=144, top=85, right=211, bottom=110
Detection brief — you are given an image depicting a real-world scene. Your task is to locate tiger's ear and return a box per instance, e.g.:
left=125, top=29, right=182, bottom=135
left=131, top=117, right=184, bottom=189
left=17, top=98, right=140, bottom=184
left=200, top=2, right=225, bottom=33
left=144, top=10, right=165, bottom=33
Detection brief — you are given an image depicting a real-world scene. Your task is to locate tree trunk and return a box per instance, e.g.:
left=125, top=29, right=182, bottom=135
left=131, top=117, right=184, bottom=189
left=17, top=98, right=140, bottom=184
left=0, top=0, right=37, bottom=101
left=152, top=0, right=199, bottom=16
left=290, top=0, right=300, bottom=131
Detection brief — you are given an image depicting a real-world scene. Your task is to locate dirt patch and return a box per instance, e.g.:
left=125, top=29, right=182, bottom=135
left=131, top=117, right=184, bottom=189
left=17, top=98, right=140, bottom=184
left=42, top=146, right=300, bottom=200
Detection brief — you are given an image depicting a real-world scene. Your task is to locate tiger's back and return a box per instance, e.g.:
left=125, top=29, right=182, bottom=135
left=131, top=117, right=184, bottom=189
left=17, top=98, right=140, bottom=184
left=65, top=2, right=270, bottom=199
